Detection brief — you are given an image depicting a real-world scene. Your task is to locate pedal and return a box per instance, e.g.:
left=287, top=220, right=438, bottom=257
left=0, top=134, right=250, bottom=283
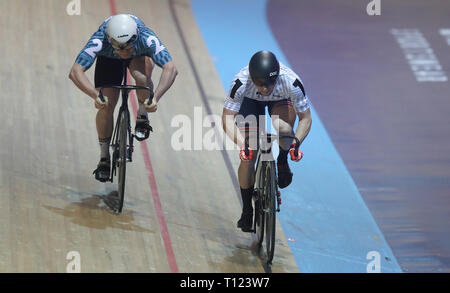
left=126, top=147, right=133, bottom=162
left=135, top=131, right=146, bottom=141
left=94, top=171, right=110, bottom=182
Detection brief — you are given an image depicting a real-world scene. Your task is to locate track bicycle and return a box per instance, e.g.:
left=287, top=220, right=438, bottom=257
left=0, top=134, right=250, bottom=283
left=244, top=130, right=300, bottom=266
left=98, top=61, right=153, bottom=214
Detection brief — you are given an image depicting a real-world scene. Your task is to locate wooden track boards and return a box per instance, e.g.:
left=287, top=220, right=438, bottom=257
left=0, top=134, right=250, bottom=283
left=0, top=0, right=298, bottom=273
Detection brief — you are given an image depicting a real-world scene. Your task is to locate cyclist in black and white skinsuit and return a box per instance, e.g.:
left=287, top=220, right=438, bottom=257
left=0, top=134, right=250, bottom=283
left=222, top=51, right=312, bottom=232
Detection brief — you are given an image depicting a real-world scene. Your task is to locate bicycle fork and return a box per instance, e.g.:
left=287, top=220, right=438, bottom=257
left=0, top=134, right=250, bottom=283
left=251, top=189, right=260, bottom=233
left=127, top=122, right=134, bottom=162
left=110, top=111, right=134, bottom=180
left=275, top=171, right=281, bottom=212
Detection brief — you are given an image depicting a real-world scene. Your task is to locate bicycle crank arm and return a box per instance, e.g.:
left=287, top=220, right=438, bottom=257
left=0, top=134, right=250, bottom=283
left=126, top=147, right=133, bottom=162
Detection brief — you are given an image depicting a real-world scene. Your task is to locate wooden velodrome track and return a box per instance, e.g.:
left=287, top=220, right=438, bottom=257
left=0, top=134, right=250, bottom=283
left=0, top=0, right=299, bottom=272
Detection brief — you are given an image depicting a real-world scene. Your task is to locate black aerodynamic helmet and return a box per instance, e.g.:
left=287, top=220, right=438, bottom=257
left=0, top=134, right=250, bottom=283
left=248, top=50, right=280, bottom=86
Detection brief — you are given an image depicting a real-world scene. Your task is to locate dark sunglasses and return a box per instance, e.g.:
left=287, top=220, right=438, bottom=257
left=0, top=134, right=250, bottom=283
left=109, top=34, right=137, bottom=50
left=253, top=77, right=277, bottom=87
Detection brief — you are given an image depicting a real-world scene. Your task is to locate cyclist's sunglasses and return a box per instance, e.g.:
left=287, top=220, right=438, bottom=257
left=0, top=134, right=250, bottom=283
left=109, top=34, right=138, bottom=50
left=252, top=76, right=277, bottom=87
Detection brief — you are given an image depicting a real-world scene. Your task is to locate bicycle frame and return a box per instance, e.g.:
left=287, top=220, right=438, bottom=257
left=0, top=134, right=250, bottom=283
left=97, top=61, right=153, bottom=213
left=253, top=133, right=276, bottom=207
left=247, top=130, right=301, bottom=265
left=110, top=93, right=132, bottom=180
left=252, top=132, right=300, bottom=212
left=98, top=63, right=153, bottom=179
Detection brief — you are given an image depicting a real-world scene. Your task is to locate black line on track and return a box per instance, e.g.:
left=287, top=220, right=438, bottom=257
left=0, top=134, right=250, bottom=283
left=168, top=0, right=270, bottom=273
left=168, top=0, right=241, bottom=199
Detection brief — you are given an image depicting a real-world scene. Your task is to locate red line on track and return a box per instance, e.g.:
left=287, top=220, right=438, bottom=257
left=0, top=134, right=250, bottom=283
left=108, top=0, right=116, bottom=15
left=109, top=1, right=179, bottom=273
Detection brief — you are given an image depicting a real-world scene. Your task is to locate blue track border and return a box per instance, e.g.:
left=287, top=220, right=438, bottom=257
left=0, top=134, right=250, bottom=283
left=191, top=0, right=402, bottom=273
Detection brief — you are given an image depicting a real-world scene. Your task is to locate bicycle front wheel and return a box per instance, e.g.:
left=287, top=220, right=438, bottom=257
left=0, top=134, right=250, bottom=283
left=264, top=162, right=277, bottom=265
left=117, top=110, right=128, bottom=213
left=254, top=188, right=265, bottom=248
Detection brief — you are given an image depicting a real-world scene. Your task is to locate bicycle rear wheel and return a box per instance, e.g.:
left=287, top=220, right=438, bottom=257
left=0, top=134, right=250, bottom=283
left=264, top=162, right=277, bottom=265
left=117, top=110, right=128, bottom=213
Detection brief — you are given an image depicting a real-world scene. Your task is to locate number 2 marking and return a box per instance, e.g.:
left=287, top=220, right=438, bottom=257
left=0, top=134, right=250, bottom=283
left=146, top=36, right=166, bottom=55
left=84, top=39, right=102, bottom=58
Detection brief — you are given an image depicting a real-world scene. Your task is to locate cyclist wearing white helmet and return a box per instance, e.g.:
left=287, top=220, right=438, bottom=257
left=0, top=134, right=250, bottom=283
left=106, top=14, right=138, bottom=51
left=69, top=14, right=178, bottom=182
left=222, top=51, right=312, bottom=232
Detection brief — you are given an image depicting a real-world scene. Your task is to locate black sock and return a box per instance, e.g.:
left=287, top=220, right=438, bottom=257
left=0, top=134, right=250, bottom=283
left=240, top=187, right=254, bottom=213
left=277, top=146, right=289, bottom=164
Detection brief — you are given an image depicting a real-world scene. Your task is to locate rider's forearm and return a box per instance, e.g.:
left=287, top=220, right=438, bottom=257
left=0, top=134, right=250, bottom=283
left=294, top=110, right=312, bottom=146
left=222, top=109, right=245, bottom=147
left=153, top=62, right=178, bottom=103
left=69, top=63, right=98, bottom=100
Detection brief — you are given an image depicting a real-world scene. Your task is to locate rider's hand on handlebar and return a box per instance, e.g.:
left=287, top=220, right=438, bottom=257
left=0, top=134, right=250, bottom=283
left=144, top=98, right=157, bottom=113
left=289, top=142, right=303, bottom=162
left=95, top=95, right=109, bottom=110
left=239, top=145, right=254, bottom=161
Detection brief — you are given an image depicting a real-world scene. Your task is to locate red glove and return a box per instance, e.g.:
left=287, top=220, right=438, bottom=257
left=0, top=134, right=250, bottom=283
left=239, top=145, right=254, bottom=161
left=289, top=143, right=303, bottom=162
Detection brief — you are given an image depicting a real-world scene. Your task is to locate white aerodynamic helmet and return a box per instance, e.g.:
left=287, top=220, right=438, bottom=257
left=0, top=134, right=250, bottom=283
left=106, top=14, right=138, bottom=50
